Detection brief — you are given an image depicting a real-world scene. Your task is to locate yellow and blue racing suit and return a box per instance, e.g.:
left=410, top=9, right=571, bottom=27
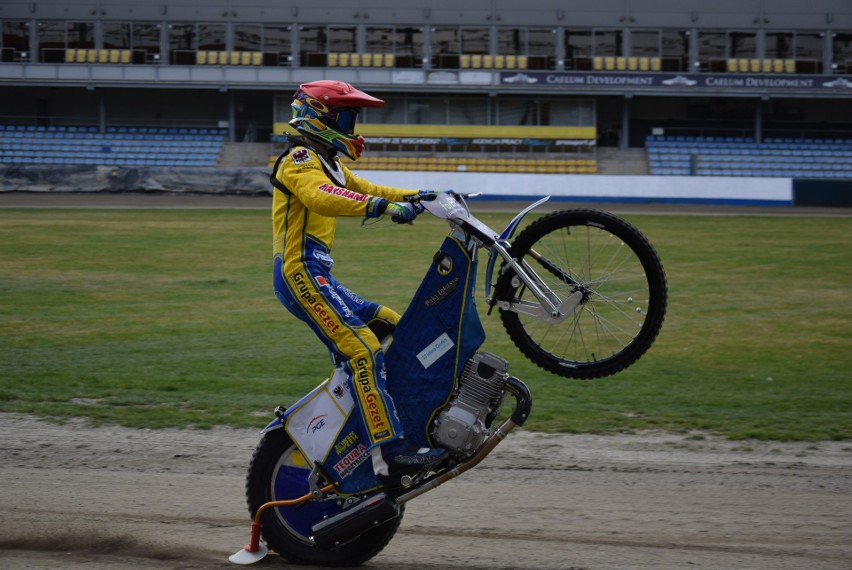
left=271, top=138, right=418, bottom=449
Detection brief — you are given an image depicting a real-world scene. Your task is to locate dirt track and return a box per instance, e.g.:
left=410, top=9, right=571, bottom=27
left=1, top=413, right=851, bottom=570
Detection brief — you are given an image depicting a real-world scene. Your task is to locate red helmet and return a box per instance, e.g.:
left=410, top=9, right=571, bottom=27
left=290, top=80, right=385, bottom=159
left=297, top=80, right=384, bottom=109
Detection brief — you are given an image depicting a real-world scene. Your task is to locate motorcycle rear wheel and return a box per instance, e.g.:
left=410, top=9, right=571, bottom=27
left=496, top=209, right=667, bottom=379
left=245, top=428, right=403, bottom=567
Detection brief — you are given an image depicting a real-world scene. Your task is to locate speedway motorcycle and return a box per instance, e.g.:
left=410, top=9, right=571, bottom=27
left=230, top=192, right=667, bottom=565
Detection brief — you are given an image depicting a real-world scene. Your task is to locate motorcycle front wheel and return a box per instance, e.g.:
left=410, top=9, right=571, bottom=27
left=245, top=428, right=403, bottom=567
left=495, top=209, right=667, bottom=379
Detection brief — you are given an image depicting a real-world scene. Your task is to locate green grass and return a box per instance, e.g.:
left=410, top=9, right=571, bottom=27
left=1, top=206, right=850, bottom=440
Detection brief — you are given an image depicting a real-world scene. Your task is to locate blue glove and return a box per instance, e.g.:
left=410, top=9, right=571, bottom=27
left=385, top=201, right=422, bottom=224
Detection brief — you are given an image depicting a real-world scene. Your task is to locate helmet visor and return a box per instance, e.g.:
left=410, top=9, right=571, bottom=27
left=332, top=108, right=359, bottom=135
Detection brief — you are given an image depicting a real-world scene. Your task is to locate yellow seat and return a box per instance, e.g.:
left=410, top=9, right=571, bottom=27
left=65, top=49, right=76, bottom=63
left=627, top=57, right=638, bottom=71
left=197, top=50, right=208, bottom=64
left=350, top=53, right=360, bottom=66
left=727, top=59, right=738, bottom=72
left=784, top=59, right=795, bottom=73
left=86, top=49, right=98, bottom=63
left=230, top=52, right=241, bottom=65
left=604, top=57, right=615, bottom=70
left=328, top=52, right=339, bottom=66
left=383, top=53, right=395, bottom=67
left=460, top=54, right=471, bottom=68
left=772, top=59, right=784, bottom=73
left=651, top=57, right=661, bottom=71
left=471, top=54, right=482, bottom=68
left=251, top=52, right=262, bottom=65
left=483, top=55, right=493, bottom=68
left=506, top=55, right=517, bottom=69
left=494, top=55, right=505, bottom=68
left=749, top=59, right=761, bottom=72
left=616, top=57, right=626, bottom=70
left=517, top=55, right=527, bottom=69
left=109, top=49, right=120, bottom=64
left=593, top=56, right=603, bottom=70
left=240, top=51, right=252, bottom=65
left=98, top=49, right=109, bottom=63
left=738, top=58, right=750, bottom=72
left=338, top=52, right=349, bottom=66
left=761, top=59, right=772, bottom=73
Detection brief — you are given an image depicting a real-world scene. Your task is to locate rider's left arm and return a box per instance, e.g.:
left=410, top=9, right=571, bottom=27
left=341, top=164, right=419, bottom=203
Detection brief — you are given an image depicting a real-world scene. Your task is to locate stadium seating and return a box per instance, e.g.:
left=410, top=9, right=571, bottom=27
left=65, top=49, right=133, bottom=64
left=594, top=56, right=661, bottom=71
left=725, top=58, right=796, bottom=73
left=196, top=51, right=263, bottom=66
left=646, top=135, right=852, bottom=178
left=267, top=154, right=597, bottom=175
left=327, top=52, right=396, bottom=67
left=459, top=54, right=528, bottom=69
left=0, top=125, right=226, bottom=167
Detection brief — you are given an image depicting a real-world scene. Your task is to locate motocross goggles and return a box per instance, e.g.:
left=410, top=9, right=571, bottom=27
left=329, top=107, right=359, bottom=135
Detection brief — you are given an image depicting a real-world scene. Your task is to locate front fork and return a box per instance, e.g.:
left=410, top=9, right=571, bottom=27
left=489, top=241, right=582, bottom=322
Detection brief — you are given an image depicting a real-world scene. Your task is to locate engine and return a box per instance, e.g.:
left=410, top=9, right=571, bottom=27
left=433, top=351, right=509, bottom=458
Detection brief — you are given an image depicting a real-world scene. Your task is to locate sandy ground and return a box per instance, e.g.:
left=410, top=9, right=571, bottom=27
left=1, top=413, right=851, bottom=570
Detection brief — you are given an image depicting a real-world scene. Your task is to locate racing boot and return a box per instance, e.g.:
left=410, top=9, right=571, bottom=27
left=372, top=437, right=447, bottom=477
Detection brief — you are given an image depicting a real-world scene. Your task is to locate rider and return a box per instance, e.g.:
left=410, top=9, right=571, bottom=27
left=270, top=79, right=447, bottom=476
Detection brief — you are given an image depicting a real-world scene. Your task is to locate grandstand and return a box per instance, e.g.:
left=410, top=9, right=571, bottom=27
left=647, top=136, right=852, bottom=178
left=0, top=0, right=850, bottom=187
left=0, top=124, right=225, bottom=166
